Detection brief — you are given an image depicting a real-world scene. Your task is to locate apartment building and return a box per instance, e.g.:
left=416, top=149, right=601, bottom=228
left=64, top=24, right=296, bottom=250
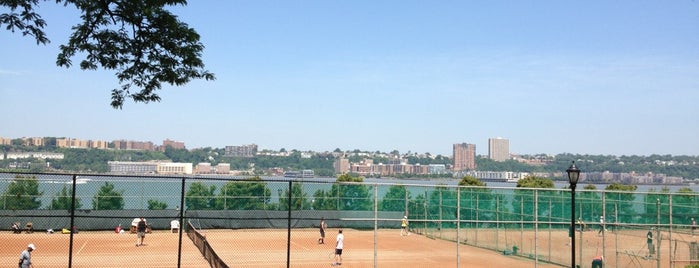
left=453, top=143, right=476, bottom=171
left=488, top=137, right=510, bottom=162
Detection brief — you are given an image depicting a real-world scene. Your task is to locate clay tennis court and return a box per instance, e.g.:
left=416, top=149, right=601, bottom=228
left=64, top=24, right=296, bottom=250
left=2, top=228, right=560, bottom=268
left=201, top=228, right=563, bottom=268
left=1, top=230, right=209, bottom=267
left=3, top=227, right=693, bottom=267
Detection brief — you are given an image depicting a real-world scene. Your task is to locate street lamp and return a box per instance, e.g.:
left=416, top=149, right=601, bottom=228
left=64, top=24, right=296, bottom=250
left=567, top=161, right=581, bottom=268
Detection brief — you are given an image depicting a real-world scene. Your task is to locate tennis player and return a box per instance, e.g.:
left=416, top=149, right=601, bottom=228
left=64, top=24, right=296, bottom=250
left=333, top=229, right=344, bottom=266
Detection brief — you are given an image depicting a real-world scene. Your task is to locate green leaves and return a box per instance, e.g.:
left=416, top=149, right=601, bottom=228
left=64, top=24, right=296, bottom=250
left=92, top=181, right=125, bottom=210
left=0, top=175, right=43, bottom=210
left=2, top=0, right=215, bottom=108
left=0, top=0, right=49, bottom=45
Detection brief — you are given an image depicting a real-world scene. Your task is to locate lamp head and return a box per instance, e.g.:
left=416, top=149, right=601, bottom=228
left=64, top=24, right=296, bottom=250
left=567, top=161, right=581, bottom=185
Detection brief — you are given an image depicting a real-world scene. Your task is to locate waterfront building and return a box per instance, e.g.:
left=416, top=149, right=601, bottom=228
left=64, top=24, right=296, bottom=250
left=334, top=157, right=350, bottom=174
left=453, top=143, right=476, bottom=171
left=108, top=161, right=159, bottom=174
left=157, top=162, right=193, bottom=174
left=195, top=163, right=212, bottom=174
left=215, top=163, right=231, bottom=174
left=488, top=137, right=510, bottom=162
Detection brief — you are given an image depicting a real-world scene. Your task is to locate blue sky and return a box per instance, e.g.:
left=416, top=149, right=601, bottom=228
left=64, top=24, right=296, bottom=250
left=1, top=1, right=698, bottom=156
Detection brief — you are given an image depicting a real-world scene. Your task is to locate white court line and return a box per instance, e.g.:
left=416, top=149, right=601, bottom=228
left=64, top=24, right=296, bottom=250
left=76, top=241, right=87, bottom=255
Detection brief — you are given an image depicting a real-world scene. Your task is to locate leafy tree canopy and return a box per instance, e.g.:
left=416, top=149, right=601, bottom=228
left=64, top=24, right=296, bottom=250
left=92, top=182, right=124, bottom=209
left=0, top=0, right=215, bottom=108
left=605, top=183, right=638, bottom=191
left=380, top=185, right=409, bottom=211
left=185, top=182, right=216, bottom=210
left=147, top=199, right=167, bottom=210
left=583, top=184, right=597, bottom=190
left=458, top=175, right=486, bottom=187
left=516, top=176, right=554, bottom=188
left=51, top=185, right=82, bottom=210
left=0, top=175, right=43, bottom=209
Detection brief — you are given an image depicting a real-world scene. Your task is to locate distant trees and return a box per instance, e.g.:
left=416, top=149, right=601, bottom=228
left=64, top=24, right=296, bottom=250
left=512, top=176, right=559, bottom=224
left=604, top=183, right=638, bottom=223
left=380, top=185, right=409, bottom=212
left=335, top=174, right=373, bottom=211
left=458, top=176, right=502, bottom=227
left=51, top=185, right=82, bottom=210
left=516, top=176, right=555, bottom=188
left=311, top=174, right=373, bottom=211
left=92, top=182, right=124, bottom=210
left=147, top=199, right=168, bottom=210
left=279, top=182, right=309, bottom=211
left=0, top=175, right=43, bottom=210
left=185, top=182, right=216, bottom=210
left=215, top=176, right=271, bottom=210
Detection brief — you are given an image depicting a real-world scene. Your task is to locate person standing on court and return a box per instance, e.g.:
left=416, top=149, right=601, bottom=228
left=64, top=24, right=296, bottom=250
left=692, top=218, right=696, bottom=237
left=333, top=229, right=344, bottom=266
left=318, top=217, right=327, bottom=244
left=136, top=217, right=147, bottom=246
left=401, top=216, right=410, bottom=236
left=598, top=215, right=605, bottom=236
left=19, top=243, right=35, bottom=268
left=646, top=228, right=654, bottom=258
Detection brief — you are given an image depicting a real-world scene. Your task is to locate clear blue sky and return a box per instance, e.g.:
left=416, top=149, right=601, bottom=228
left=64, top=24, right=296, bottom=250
left=1, top=1, right=698, bottom=156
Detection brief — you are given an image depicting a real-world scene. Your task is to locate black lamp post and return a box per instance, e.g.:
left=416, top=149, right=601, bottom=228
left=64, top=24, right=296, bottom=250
left=567, top=161, right=581, bottom=268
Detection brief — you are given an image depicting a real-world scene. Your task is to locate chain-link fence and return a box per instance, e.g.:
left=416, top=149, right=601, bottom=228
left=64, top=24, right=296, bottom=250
left=1, top=172, right=699, bottom=267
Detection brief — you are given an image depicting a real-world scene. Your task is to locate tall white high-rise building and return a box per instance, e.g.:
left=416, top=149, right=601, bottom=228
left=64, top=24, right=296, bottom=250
left=488, top=137, right=510, bottom=162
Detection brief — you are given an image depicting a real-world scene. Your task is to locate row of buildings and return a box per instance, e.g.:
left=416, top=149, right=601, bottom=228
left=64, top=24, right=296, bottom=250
left=0, top=136, right=186, bottom=151
left=333, top=157, right=448, bottom=176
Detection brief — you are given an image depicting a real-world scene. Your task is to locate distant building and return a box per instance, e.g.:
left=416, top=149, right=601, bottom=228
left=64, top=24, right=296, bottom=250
left=113, top=140, right=156, bottom=151
left=453, top=143, right=476, bottom=171
left=22, top=137, right=44, bottom=147
left=6, top=152, right=64, bottom=160
left=334, top=157, right=350, bottom=174
left=0, top=137, right=12, bottom=145
left=195, top=163, right=231, bottom=174
left=428, top=164, right=447, bottom=174
left=57, top=138, right=89, bottom=148
left=461, top=170, right=529, bottom=183
left=162, top=139, right=186, bottom=150
left=157, top=162, right=193, bottom=174
left=215, top=163, right=230, bottom=174
left=108, top=161, right=159, bottom=174
left=488, top=137, right=510, bottom=162
left=195, top=163, right=212, bottom=173
left=284, top=170, right=314, bottom=178
left=89, top=140, right=109, bottom=149
left=225, top=144, right=258, bottom=157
